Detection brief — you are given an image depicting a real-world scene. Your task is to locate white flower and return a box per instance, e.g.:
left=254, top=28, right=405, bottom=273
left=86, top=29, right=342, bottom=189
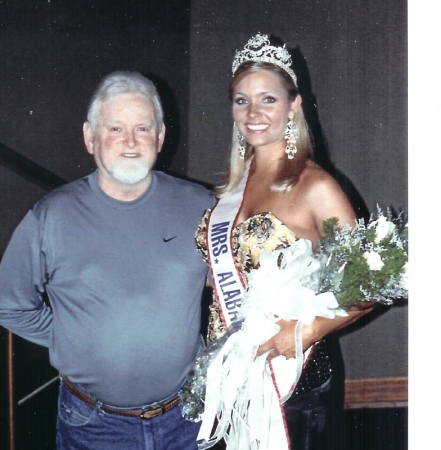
left=368, top=215, right=396, bottom=243
left=363, top=251, right=384, bottom=271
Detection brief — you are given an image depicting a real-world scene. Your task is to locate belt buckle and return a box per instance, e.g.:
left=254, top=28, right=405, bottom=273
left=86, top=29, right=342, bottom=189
left=140, top=404, right=163, bottom=420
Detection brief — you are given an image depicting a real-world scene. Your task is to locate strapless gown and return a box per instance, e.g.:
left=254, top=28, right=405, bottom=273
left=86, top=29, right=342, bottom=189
left=195, top=210, right=332, bottom=397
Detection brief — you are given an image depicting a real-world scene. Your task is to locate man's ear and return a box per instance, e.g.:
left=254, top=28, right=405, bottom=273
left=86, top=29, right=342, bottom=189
left=83, top=122, right=94, bottom=155
left=157, top=124, right=166, bottom=153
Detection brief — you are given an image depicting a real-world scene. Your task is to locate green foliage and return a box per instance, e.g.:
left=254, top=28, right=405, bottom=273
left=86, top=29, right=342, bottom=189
left=317, top=212, right=408, bottom=308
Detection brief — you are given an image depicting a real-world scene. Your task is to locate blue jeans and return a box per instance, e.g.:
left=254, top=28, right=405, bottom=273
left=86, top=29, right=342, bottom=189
left=56, top=380, right=201, bottom=450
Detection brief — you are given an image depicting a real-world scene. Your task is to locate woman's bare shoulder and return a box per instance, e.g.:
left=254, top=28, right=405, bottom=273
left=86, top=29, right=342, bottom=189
left=298, top=161, right=341, bottom=195
left=297, top=161, right=356, bottom=228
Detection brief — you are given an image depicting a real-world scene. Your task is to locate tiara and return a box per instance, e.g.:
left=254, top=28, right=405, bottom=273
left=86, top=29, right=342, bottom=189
left=232, top=33, right=297, bottom=87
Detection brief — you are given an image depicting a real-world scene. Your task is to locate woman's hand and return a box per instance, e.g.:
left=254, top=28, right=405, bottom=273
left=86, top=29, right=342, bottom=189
left=255, top=319, right=319, bottom=361
left=255, top=303, right=375, bottom=362
left=348, top=301, right=375, bottom=311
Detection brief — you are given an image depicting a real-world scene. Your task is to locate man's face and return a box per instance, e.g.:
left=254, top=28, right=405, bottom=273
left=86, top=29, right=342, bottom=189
left=84, top=92, right=164, bottom=197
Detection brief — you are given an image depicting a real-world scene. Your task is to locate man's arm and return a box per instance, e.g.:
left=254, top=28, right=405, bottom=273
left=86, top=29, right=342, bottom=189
left=0, top=210, right=53, bottom=346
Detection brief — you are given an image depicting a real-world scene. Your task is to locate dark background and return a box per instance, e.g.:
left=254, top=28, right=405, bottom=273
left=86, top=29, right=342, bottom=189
left=1, top=0, right=408, bottom=448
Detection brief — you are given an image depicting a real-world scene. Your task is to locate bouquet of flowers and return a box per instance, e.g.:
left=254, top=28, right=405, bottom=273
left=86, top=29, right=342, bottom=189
left=181, top=209, right=408, bottom=449
left=317, top=209, right=408, bottom=308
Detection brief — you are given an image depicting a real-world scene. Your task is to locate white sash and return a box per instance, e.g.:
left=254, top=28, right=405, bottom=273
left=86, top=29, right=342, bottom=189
left=200, top=161, right=293, bottom=450
left=206, top=163, right=250, bottom=329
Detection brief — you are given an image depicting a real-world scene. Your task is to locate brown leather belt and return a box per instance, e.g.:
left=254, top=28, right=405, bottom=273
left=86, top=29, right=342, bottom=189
left=62, top=376, right=180, bottom=419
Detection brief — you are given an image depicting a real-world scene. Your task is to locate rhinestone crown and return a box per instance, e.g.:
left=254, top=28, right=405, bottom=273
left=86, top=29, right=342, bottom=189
left=232, top=33, right=297, bottom=87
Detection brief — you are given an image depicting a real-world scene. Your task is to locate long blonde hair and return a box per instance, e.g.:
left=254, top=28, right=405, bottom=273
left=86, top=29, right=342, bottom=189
left=215, top=62, right=313, bottom=197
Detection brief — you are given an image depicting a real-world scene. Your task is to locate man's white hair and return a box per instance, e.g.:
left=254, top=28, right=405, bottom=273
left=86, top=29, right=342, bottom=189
left=87, top=71, right=164, bottom=131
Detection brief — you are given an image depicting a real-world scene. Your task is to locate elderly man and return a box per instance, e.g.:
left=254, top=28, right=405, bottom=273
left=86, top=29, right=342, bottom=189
left=0, top=71, right=214, bottom=449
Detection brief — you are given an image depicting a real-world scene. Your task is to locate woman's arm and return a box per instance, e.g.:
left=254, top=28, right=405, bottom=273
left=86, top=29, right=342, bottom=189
left=257, top=304, right=374, bottom=360
left=257, top=168, right=374, bottom=360
left=307, top=168, right=358, bottom=238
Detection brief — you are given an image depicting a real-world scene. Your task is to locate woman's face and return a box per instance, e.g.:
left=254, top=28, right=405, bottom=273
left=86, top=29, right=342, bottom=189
left=232, top=69, right=301, bottom=154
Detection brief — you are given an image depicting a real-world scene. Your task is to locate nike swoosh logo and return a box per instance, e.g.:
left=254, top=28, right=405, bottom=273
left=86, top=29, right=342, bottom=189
left=163, top=236, right=177, bottom=242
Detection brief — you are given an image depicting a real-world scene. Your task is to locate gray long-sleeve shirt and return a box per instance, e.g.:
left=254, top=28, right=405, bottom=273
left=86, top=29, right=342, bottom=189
left=0, top=170, right=214, bottom=407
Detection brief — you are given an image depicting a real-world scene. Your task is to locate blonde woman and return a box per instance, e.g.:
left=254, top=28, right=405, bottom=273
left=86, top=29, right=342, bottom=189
left=196, top=34, right=374, bottom=449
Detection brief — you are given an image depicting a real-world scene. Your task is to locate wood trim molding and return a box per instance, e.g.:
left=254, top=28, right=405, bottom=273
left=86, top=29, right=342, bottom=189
left=344, top=377, right=408, bottom=409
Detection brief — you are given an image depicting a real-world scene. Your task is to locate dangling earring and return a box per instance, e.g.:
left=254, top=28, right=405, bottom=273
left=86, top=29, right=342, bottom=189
left=285, top=113, right=299, bottom=160
left=237, top=130, right=246, bottom=159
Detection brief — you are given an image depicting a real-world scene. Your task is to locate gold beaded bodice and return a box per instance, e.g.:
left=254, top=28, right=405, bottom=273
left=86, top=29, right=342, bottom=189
left=195, top=210, right=297, bottom=342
